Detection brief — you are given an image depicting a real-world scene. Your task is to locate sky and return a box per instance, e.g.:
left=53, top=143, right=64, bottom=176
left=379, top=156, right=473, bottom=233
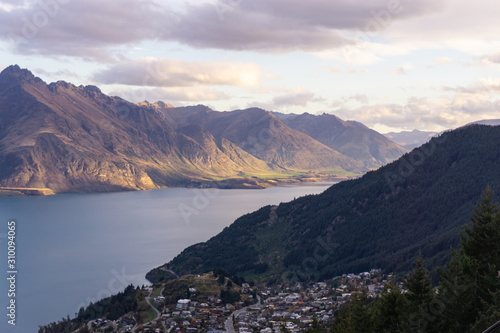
left=1, top=0, right=500, bottom=132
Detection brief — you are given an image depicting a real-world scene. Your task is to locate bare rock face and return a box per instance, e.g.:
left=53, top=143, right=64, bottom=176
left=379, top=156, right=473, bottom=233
left=0, top=65, right=408, bottom=194
left=0, top=66, right=279, bottom=193
left=161, top=106, right=366, bottom=172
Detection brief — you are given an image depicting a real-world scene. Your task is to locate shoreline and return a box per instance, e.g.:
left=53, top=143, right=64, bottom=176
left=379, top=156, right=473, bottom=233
left=0, top=173, right=356, bottom=198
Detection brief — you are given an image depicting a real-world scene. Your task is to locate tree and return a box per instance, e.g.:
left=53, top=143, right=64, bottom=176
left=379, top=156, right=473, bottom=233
left=460, top=186, right=500, bottom=307
left=404, top=258, right=434, bottom=333
left=437, top=187, right=500, bottom=331
left=436, top=250, right=476, bottom=332
left=331, top=289, right=374, bottom=333
left=371, top=279, right=409, bottom=332
left=461, top=186, right=500, bottom=270
left=469, top=289, right=500, bottom=332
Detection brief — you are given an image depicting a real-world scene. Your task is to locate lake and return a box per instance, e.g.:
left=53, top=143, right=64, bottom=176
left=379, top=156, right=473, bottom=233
left=0, top=183, right=334, bottom=332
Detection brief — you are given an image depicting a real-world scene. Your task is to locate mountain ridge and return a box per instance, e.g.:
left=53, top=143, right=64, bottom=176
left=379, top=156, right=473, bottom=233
left=0, top=65, right=408, bottom=194
left=0, top=65, right=291, bottom=193
left=384, top=129, right=439, bottom=150
left=147, top=124, right=500, bottom=282
left=161, top=106, right=364, bottom=172
left=273, top=112, right=408, bottom=168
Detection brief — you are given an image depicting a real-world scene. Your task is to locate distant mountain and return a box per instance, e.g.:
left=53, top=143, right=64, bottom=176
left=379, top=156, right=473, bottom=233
left=0, top=65, right=413, bottom=195
left=273, top=112, right=408, bottom=168
left=162, top=107, right=364, bottom=172
left=148, top=124, right=500, bottom=282
left=384, top=129, right=438, bottom=150
left=0, top=65, right=281, bottom=193
left=465, top=119, right=500, bottom=127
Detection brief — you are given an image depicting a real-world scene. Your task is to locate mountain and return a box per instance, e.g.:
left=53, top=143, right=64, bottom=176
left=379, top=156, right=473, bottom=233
left=273, top=112, right=408, bottom=168
left=0, top=65, right=283, bottom=193
left=147, top=124, right=500, bottom=282
left=384, top=129, right=438, bottom=150
left=466, top=119, right=500, bottom=127
left=0, top=65, right=413, bottom=195
left=161, top=106, right=364, bottom=172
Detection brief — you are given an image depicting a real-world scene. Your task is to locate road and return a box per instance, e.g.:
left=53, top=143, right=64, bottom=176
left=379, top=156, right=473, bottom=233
left=225, top=307, right=248, bottom=333
left=144, top=287, right=165, bottom=325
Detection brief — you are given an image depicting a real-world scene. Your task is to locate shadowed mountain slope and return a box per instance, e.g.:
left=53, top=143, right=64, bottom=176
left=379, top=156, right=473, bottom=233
left=273, top=112, right=408, bottom=168
left=148, top=125, right=500, bottom=282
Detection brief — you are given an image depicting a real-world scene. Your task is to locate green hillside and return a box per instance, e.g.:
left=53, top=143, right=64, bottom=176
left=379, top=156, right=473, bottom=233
left=147, top=125, right=500, bottom=282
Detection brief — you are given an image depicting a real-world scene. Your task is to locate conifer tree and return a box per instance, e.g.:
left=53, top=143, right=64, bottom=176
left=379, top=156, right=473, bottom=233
left=461, top=186, right=500, bottom=270
left=436, top=250, right=476, bottom=332
left=461, top=187, right=500, bottom=315
left=331, top=289, right=373, bottom=333
left=404, top=258, right=434, bottom=333
left=371, top=279, right=408, bottom=332
left=438, top=187, right=500, bottom=331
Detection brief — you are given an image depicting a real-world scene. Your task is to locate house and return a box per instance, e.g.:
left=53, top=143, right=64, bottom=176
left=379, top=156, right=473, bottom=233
left=177, top=299, right=191, bottom=310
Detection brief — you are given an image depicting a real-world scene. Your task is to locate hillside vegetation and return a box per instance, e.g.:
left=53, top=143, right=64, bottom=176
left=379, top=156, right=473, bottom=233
left=148, top=125, right=500, bottom=282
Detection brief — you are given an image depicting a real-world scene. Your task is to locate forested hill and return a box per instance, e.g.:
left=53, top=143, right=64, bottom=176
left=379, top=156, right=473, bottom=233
left=147, top=124, right=500, bottom=283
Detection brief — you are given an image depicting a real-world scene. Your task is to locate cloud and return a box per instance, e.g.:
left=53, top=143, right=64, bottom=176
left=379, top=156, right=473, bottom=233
left=245, top=87, right=322, bottom=111
left=33, top=67, right=80, bottom=80
left=347, top=94, right=369, bottom=104
left=373, top=0, right=500, bottom=62
left=0, top=0, right=171, bottom=60
left=331, top=94, right=369, bottom=108
left=162, top=0, right=442, bottom=53
left=391, top=66, right=407, bottom=75
left=93, top=58, right=265, bottom=88
left=441, top=76, right=500, bottom=95
left=325, top=66, right=343, bottom=73
left=427, top=57, right=453, bottom=68
left=272, top=89, right=316, bottom=107
left=331, top=79, right=500, bottom=131
left=0, top=0, right=445, bottom=59
left=348, top=67, right=371, bottom=74
left=106, top=86, right=229, bottom=103
left=484, top=53, right=500, bottom=65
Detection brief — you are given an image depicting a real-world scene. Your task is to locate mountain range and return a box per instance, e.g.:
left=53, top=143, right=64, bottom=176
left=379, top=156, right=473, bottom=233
left=383, top=129, right=438, bottom=150
left=147, top=124, right=500, bottom=282
left=273, top=112, right=407, bottom=168
left=161, top=106, right=365, bottom=172
left=0, top=65, right=283, bottom=193
left=0, top=65, right=407, bottom=194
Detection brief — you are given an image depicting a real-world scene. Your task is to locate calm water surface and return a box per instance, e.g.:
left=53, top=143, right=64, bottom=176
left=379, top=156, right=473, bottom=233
left=0, top=183, right=334, bottom=332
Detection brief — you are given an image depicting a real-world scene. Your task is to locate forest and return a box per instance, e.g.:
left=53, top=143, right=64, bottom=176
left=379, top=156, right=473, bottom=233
left=156, top=125, right=500, bottom=282
left=329, top=187, right=500, bottom=332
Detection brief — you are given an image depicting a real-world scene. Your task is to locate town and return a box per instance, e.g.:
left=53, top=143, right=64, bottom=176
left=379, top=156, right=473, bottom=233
left=88, top=269, right=395, bottom=333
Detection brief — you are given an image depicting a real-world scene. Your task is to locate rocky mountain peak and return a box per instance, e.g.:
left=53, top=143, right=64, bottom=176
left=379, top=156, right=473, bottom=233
left=0, top=64, right=40, bottom=84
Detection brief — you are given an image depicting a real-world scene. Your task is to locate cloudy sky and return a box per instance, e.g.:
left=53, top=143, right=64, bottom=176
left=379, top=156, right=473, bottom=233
left=1, top=0, right=500, bottom=132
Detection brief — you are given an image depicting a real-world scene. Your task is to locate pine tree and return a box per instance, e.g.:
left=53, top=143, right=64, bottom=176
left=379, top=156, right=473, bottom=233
left=372, top=279, right=408, bottom=332
left=331, top=289, right=374, bottom=333
left=437, top=187, right=500, bottom=331
left=404, top=258, right=434, bottom=333
left=469, top=289, right=500, bottom=332
left=436, top=250, right=476, bottom=332
left=461, top=187, right=500, bottom=318
left=461, top=186, right=500, bottom=270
